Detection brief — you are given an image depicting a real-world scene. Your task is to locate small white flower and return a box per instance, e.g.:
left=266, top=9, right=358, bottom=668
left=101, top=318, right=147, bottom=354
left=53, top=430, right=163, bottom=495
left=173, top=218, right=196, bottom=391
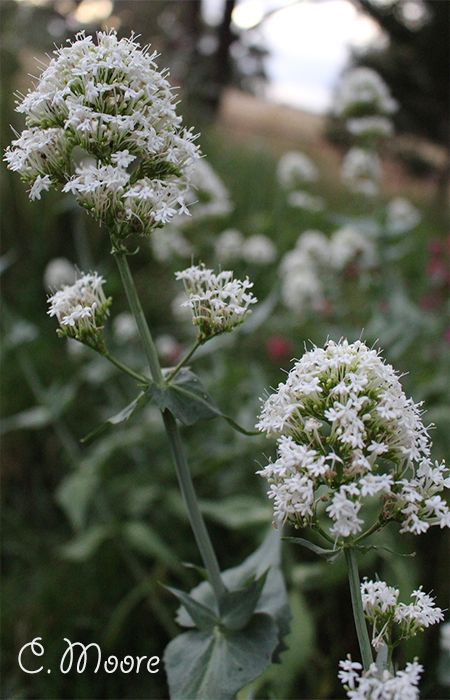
left=175, top=263, right=257, bottom=341
left=43, top=258, right=76, bottom=290
left=113, top=312, right=138, bottom=343
left=346, top=116, right=394, bottom=138
left=287, top=190, right=325, bottom=212
left=214, top=229, right=244, bottom=263
left=330, top=226, right=377, bottom=270
left=29, top=174, right=52, bottom=201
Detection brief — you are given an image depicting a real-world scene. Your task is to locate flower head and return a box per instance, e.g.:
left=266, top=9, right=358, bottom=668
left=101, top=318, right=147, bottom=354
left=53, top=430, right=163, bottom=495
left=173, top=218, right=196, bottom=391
left=277, top=151, right=319, bottom=189
left=386, top=197, right=421, bottom=235
left=334, top=67, right=397, bottom=119
left=339, top=656, right=423, bottom=700
left=341, top=148, right=381, bottom=197
left=5, top=31, right=200, bottom=240
left=175, top=263, right=257, bottom=342
left=256, top=339, right=448, bottom=538
left=47, top=271, right=111, bottom=351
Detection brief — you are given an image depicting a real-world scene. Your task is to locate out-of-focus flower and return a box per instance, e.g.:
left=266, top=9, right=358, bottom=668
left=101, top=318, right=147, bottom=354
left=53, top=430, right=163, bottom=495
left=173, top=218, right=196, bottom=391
left=175, top=263, right=257, bottom=342
left=256, top=339, right=449, bottom=539
left=5, top=31, right=200, bottom=240
left=155, top=334, right=182, bottom=364
left=181, top=159, right=233, bottom=223
left=347, top=116, right=394, bottom=139
left=279, top=247, right=326, bottom=317
left=330, top=226, right=377, bottom=271
left=266, top=336, right=294, bottom=364
left=242, top=234, right=276, bottom=265
left=43, top=257, right=76, bottom=290
left=341, top=148, right=381, bottom=197
left=287, top=190, right=325, bottom=212
left=277, top=151, right=319, bottom=189
left=339, top=656, right=423, bottom=699
left=215, top=228, right=244, bottom=263
left=47, top=271, right=111, bottom=351
left=334, top=67, right=397, bottom=119
left=113, top=311, right=138, bottom=343
left=386, top=197, right=421, bottom=235
left=150, top=227, right=193, bottom=262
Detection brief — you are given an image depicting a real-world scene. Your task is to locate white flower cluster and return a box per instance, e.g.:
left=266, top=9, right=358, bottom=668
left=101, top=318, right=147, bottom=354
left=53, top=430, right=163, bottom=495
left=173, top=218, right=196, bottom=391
left=182, top=159, right=233, bottom=223
left=361, top=579, right=444, bottom=649
left=341, top=148, right=381, bottom=197
left=256, top=339, right=449, bottom=538
left=334, top=68, right=397, bottom=119
left=47, top=271, right=111, bottom=350
left=4, top=31, right=200, bottom=239
left=215, top=229, right=276, bottom=266
left=347, top=116, right=394, bottom=139
left=385, top=197, right=421, bottom=235
left=338, top=656, right=422, bottom=700
left=279, top=228, right=376, bottom=317
left=175, top=263, right=257, bottom=341
left=286, top=190, right=325, bottom=212
left=277, top=151, right=319, bottom=188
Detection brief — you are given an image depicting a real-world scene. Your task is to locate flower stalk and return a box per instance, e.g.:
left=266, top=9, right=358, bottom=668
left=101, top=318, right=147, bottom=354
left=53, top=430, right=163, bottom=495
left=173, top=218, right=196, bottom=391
left=113, top=250, right=226, bottom=600
left=345, top=547, right=373, bottom=670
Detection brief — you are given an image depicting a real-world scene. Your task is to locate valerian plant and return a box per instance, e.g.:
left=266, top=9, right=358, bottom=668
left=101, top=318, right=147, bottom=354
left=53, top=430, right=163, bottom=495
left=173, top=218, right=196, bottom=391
left=5, top=31, right=448, bottom=700
left=5, top=31, right=289, bottom=700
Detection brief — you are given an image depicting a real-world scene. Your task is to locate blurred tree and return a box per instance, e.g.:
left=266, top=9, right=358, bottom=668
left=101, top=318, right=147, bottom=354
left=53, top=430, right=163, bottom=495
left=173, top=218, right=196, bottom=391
left=353, top=0, right=449, bottom=147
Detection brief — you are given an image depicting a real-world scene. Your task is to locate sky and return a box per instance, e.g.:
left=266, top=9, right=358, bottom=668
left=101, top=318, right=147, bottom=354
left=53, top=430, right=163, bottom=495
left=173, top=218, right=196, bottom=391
left=203, top=0, right=383, bottom=113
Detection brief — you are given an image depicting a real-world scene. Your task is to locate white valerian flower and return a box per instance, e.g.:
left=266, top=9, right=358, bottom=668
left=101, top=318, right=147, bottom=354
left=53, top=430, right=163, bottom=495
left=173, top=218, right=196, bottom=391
left=287, top=190, right=325, bottom=212
left=385, top=197, right=421, bottom=235
left=296, top=229, right=330, bottom=264
left=242, top=235, right=276, bottom=265
left=214, top=229, right=244, bottom=263
left=256, top=339, right=448, bottom=538
left=277, top=151, right=319, bottom=189
left=341, top=148, right=381, bottom=197
left=181, top=159, right=233, bottom=223
left=346, top=116, right=394, bottom=139
left=330, top=226, right=377, bottom=270
left=4, top=31, right=201, bottom=239
left=155, top=334, right=180, bottom=363
left=175, top=263, right=257, bottom=341
left=279, top=247, right=326, bottom=317
left=339, top=657, right=423, bottom=700
left=47, top=271, right=111, bottom=351
left=334, top=67, right=398, bottom=118
left=43, top=257, right=76, bottom=290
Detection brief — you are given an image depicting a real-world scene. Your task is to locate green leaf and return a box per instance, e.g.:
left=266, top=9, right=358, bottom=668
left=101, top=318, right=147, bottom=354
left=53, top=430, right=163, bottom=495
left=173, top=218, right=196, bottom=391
left=159, top=369, right=220, bottom=426
left=165, top=586, right=219, bottom=632
left=176, top=530, right=290, bottom=659
left=81, top=390, right=150, bottom=442
left=219, top=572, right=268, bottom=631
left=56, top=462, right=100, bottom=530
left=59, top=525, right=111, bottom=561
left=121, top=521, right=180, bottom=573
left=0, top=406, right=51, bottom=434
left=199, top=496, right=272, bottom=529
left=164, top=613, right=278, bottom=700
left=283, top=536, right=342, bottom=562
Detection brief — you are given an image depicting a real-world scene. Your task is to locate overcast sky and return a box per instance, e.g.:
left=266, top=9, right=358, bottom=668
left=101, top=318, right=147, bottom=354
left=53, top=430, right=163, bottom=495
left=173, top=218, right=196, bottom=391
left=203, top=0, right=382, bottom=113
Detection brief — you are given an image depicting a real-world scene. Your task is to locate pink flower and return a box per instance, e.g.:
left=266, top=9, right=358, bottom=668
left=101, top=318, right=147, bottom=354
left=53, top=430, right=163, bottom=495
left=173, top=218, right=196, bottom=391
left=266, top=336, right=294, bottom=363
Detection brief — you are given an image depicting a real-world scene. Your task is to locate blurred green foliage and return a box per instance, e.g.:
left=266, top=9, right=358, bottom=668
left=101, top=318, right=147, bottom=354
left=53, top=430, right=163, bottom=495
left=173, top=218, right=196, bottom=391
left=1, top=2, right=448, bottom=699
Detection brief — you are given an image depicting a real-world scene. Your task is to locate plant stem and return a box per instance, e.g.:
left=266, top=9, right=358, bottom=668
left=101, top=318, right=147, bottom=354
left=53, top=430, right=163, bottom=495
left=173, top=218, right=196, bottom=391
left=104, top=351, right=149, bottom=385
left=166, top=339, right=202, bottom=382
left=114, top=253, right=163, bottom=384
left=113, top=251, right=226, bottom=600
left=162, top=410, right=226, bottom=599
left=345, top=547, right=373, bottom=670
left=353, top=520, right=385, bottom=544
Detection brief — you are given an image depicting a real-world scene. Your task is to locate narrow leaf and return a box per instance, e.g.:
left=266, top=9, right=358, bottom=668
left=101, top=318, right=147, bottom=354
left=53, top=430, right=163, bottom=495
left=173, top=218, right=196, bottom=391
left=283, top=536, right=342, bottom=562
left=164, top=586, right=219, bottom=632
left=219, top=572, right=268, bottom=631
left=81, top=390, right=150, bottom=443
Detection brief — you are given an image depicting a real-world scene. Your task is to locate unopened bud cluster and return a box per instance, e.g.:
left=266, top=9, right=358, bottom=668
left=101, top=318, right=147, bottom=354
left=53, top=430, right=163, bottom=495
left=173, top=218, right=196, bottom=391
left=175, top=263, right=257, bottom=342
left=47, top=271, right=110, bottom=351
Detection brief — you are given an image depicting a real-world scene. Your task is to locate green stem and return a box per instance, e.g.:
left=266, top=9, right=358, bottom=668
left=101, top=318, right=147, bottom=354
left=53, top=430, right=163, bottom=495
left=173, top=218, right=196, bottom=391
left=114, top=253, right=163, bottom=383
left=113, top=250, right=225, bottom=600
left=166, top=339, right=202, bottom=383
left=345, top=547, right=373, bottom=670
left=353, top=520, right=385, bottom=544
left=163, top=410, right=226, bottom=599
left=104, top=351, right=149, bottom=385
